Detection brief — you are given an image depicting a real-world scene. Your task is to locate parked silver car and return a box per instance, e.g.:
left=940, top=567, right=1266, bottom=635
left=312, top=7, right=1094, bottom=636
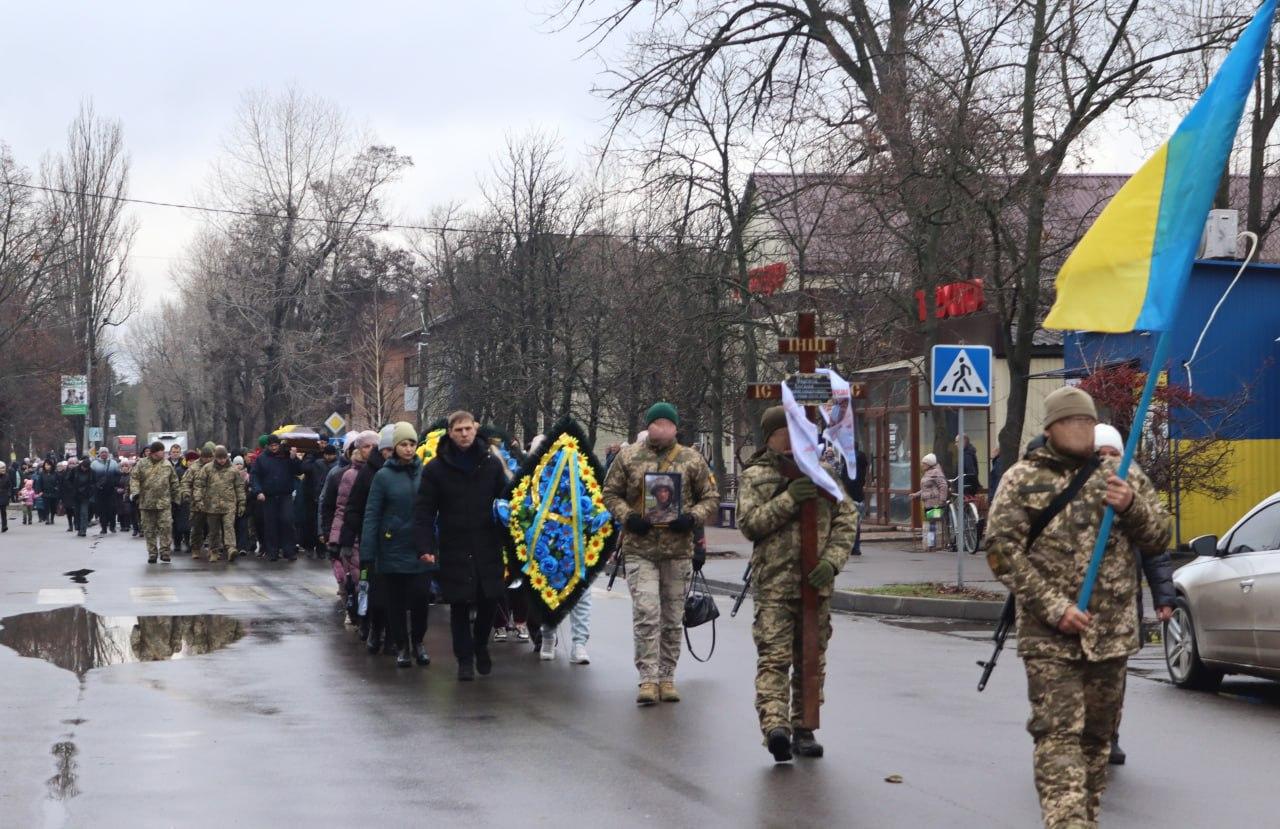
left=1165, top=492, right=1280, bottom=690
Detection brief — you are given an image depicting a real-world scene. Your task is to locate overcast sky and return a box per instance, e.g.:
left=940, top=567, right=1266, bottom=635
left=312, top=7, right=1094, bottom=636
left=0, top=1, right=1153, bottom=313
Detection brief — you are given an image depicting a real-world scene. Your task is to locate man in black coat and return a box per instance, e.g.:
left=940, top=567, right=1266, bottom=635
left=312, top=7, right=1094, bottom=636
left=251, top=435, right=304, bottom=561
left=66, top=458, right=96, bottom=537
left=414, top=411, right=507, bottom=681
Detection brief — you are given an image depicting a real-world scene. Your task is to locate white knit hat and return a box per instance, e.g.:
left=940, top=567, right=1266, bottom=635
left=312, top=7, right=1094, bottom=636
left=1094, top=424, right=1124, bottom=455
left=922, top=453, right=938, bottom=467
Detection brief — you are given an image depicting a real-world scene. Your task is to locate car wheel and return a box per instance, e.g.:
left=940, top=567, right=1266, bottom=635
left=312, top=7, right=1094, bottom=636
left=1164, top=596, right=1223, bottom=691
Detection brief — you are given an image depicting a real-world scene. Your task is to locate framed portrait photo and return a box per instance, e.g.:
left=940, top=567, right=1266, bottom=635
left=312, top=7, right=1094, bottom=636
left=643, top=472, right=682, bottom=527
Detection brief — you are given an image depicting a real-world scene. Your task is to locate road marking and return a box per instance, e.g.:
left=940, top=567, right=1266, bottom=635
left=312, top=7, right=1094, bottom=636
left=130, top=586, right=178, bottom=603
left=306, top=584, right=339, bottom=598
left=37, top=588, right=85, bottom=605
left=214, top=585, right=272, bottom=602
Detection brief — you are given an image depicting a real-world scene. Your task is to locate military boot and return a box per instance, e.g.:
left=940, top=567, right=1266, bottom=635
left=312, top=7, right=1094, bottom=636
left=636, top=682, right=659, bottom=706
left=767, top=728, right=793, bottom=763
left=792, top=728, right=824, bottom=758
left=1109, top=741, right=1126, bottom=765
left=659, top=681, right=681, bottom=702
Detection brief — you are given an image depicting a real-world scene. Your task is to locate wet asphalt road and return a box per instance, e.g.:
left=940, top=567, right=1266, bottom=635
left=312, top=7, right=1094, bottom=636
left=1, top=519, right=1278, bottom=828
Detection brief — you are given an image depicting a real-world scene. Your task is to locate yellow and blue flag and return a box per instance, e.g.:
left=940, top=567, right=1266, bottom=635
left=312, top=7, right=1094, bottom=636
left=1044, top=0, right=1277, bottom=333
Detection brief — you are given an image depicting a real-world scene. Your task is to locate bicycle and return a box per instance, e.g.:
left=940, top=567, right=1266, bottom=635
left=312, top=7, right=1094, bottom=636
left=944, top=475, right=982, bottom=554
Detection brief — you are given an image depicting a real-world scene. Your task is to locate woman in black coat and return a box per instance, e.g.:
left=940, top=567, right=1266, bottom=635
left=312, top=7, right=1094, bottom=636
left=65, top=459, right=95, bottom=536
left=413, top=415, right=507, bottom=680
left=343, top=446, right=388, bottom=653
left=35, top=460, right=60, bottom=524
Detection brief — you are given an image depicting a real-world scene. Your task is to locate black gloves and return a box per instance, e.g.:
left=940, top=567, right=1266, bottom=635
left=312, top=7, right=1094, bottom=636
left=669, top=513, right=696, bottom=532
left=625, top=514, right=652, bottom=536
left=692, top=545, right=706, bottom=571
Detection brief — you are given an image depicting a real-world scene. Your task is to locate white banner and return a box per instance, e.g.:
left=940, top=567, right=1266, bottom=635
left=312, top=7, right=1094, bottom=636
left=817, top=368, right=858, bottom=478
left=781, top=383, right=845, bottom=502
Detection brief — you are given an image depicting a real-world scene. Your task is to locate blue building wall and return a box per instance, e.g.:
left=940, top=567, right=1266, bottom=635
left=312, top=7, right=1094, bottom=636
left=1064, top=259, right=1280, bottom=540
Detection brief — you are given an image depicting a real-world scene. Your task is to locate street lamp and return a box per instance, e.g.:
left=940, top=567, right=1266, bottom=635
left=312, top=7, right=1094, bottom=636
left=410, top=293, right=428, bottom=431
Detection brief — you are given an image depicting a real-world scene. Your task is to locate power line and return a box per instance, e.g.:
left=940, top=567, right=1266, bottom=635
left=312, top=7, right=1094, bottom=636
left=3, top=179, right=738, bottom=244
left=3, top=178, right=874, bottom=247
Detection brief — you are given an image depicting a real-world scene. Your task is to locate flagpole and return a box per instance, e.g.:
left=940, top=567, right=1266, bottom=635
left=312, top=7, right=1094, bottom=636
left=1076, top=328, right=1173, bottom=610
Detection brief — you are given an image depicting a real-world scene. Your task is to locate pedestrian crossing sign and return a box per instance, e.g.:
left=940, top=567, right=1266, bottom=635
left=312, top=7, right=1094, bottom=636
left=931, top=345, right=992, bottom=407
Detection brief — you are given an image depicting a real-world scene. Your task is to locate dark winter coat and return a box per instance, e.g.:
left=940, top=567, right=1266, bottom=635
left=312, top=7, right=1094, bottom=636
left=171, top=461, right=191, bottom=534
left=251, top=449, right=304, bottom=497
left=1138, top=551, right=1176, bottom=618
left=65, top=463, right=95, bottom=505
left=340, top=452, right=384, bottom=550
left=413, top=437, right=507, bottom=604
left=303, top=456, right=330, bottom=503
left=360, top=456, right=431, bottom=574
left=318, top=455, right=351, bottom=541
left=839, top=449, right=869, bottom=503
left=34, top=467, right=60, bottom=499
left=0, top=473, right=11, bottom=502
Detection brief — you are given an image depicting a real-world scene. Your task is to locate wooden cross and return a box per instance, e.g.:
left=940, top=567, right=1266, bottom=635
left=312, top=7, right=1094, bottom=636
left=744, top=312, right=861, bottom=730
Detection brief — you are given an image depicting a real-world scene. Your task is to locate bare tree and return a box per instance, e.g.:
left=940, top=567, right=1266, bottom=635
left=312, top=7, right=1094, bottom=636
left=43, top=102, right=137, bottom=450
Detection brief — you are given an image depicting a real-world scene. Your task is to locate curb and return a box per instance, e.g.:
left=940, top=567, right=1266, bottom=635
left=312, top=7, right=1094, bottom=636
left=703, top=577, right=1005, bottom=622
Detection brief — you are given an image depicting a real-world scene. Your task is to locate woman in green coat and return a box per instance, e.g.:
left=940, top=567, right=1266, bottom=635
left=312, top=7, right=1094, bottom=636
left=361, top=422, right=435, bottom=668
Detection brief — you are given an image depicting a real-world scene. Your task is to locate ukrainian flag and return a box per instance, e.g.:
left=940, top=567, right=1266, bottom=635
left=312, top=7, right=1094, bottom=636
left=1044, top=0, right=1277, bottom=333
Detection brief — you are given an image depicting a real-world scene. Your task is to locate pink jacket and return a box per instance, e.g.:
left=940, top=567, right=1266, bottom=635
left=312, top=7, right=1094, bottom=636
left=327, top=461, right=363, bottom=546
left=20, top=483, right=35, bottom=506
left=917, top=465, right=949, bottom=509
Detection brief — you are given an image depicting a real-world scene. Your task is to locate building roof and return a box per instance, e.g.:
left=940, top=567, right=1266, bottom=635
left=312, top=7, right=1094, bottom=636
left=746, top=171, right=1280, bottom=275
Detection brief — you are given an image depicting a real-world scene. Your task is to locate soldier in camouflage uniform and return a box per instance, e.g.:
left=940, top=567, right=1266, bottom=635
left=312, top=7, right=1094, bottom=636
left=130, top=441, right=180, bottom=564
left=737, top=406, right=858, bottom=762
left=183, top=443, right=215, bottom=559
left=986, top=386, right=1171, bottom=829
left=603, top=402, right=719, bottom=706
left=196, top=446, right=246, bottom=563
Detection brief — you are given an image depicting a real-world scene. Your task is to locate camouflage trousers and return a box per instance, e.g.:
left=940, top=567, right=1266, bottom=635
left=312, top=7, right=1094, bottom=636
left=139, top=508, right=173, bottom=560
left=206, top=512, right=236, bottom=558
left=1024, top=655, right=1127, bottom=829
left=753, top=597, right=831, bottom=737
left=625, top=556, right=692, bottom=684
left=190, top=510, right=209, bottom=554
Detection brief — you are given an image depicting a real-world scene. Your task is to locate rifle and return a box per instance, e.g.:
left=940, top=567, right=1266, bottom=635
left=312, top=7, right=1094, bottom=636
left=977, top=594, right=1014, bottom=692
left=975, top=454, right=1099, bottom=692
left=607, top=551, right=624, bottom=591
left=730, top=562, right=753, bottom=617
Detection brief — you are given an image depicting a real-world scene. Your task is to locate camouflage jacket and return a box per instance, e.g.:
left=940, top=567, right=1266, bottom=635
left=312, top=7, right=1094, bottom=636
left=736, top=450, right=859, bottom=601
left=986, top=443, right=1171, bottom=661
left=129, top=456, right=179, bottom=511
left=196, top=462, right=246, bottom=516
left=602, top=439, right=719, bottom=561
left=181, top=458, right=207, bottom=508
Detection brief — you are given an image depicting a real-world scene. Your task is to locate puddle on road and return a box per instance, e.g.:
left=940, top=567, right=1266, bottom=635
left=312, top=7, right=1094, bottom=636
left=0, top=606, right=245, bottom=678
left=61, top=570, right=93, bottom=585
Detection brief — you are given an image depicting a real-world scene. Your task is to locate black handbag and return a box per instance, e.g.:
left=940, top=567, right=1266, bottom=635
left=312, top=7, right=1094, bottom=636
left=683, top=568, right=720, bottom=662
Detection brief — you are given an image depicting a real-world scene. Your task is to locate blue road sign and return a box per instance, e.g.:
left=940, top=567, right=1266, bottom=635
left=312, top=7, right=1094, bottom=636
left=931, top=345, right=992, bottom=407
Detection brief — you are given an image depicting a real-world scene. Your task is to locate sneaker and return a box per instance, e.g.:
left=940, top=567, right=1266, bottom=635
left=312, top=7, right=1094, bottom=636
left=415, top=644, right=430, bottom=666
left=493, top=627, right=508, bottom=643
left=515, top=624, right=530, bottom=642
left=539, top=632, right=557, bottom=661
left=147, top=555, right=157, bottom=564
left=570, top=643, right=590, bottom=665
left=767, top=728, right=793, bottom=763
left=396, top=648, right=412, bottom=668
left=659, top=681, right=680, bottom=702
